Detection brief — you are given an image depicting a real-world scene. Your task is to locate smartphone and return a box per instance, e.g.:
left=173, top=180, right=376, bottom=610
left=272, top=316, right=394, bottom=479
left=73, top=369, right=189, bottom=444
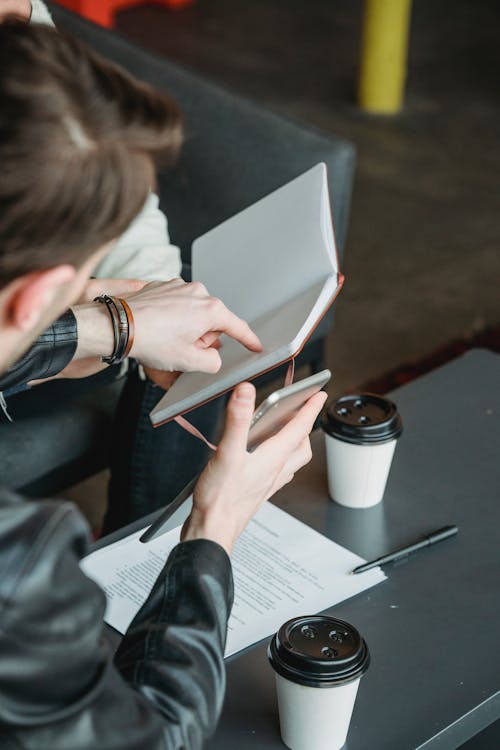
left=140, top=368, right=332, bottom=543
left=247, top=369, right=331, bottom=450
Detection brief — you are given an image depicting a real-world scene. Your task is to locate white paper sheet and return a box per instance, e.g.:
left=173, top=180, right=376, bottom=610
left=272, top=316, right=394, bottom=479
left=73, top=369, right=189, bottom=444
left=81, top=503, right=385, bottom=657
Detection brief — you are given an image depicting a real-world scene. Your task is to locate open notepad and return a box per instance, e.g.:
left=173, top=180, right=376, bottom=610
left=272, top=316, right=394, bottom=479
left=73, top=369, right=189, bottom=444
left=81, top=503, right=385, bottom=658
left=150, top=163, right=343, bottom=426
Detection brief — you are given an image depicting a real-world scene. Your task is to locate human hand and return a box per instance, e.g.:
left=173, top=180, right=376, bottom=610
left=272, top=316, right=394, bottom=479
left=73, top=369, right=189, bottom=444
left=143, top=335, right=221, bottom=389
left=0, top=1, right=31, bottom=23
left=181, top=382, right=327, bottom=554
left=123, top=279, right=262, bottom=373
left=61, top=278, right=259, bottom=379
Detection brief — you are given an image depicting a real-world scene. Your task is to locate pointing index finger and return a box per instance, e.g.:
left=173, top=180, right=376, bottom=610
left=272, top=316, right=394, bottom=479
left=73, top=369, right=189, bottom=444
left=213, top=305, right=262, bottom=352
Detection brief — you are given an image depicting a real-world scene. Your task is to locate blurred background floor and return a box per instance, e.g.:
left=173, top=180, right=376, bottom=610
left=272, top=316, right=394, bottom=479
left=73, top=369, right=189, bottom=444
left=112, top=0, right=500, bottom=398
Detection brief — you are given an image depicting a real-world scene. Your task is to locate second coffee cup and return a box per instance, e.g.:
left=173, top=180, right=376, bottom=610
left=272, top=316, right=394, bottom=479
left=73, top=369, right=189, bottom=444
left=268, top=615, right=370, bottom=750
left=322, top=393, right=403, bottom=508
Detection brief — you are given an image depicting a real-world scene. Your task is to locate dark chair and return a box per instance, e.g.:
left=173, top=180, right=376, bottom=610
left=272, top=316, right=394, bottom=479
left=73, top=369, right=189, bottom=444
left=0, top=5, right=355, bottom=496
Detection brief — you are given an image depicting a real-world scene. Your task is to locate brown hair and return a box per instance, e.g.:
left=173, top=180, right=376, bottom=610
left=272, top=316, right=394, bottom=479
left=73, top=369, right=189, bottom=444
left=0, top=21, right=183, bottom=284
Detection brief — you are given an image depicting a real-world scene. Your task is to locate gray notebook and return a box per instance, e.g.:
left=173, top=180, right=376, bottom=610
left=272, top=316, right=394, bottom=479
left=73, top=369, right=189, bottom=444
left=150, top=163, right=343, bottom=426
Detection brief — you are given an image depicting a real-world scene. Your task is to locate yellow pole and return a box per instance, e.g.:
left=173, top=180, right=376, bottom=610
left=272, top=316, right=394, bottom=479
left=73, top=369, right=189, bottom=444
left=358, top=0, right=413, bottom=114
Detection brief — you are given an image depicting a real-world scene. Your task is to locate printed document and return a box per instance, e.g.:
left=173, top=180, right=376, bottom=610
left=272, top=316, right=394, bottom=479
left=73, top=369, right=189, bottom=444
left=81, top=502, right=385, bottom=657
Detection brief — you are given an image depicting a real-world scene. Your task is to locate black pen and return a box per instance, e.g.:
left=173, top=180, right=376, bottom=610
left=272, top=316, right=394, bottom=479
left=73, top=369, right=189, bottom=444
left=352, top=525, right=458, bottom=574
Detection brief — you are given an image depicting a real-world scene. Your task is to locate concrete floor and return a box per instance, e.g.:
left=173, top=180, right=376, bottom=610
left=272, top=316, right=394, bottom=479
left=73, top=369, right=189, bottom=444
left=116, top=0, right=500, bottom=398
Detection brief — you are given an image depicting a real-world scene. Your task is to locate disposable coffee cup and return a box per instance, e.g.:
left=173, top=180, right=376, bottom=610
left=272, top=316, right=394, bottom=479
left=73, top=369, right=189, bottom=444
left=268, top=615, right=370, bottom=750
left=321, top=393, right=403, bottom=508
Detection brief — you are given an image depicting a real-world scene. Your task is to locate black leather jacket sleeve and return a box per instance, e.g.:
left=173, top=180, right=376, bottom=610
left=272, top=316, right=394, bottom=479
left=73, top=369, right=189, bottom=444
left=0, top=489, right=233, bottom=750
left=0, top=310, right=78, bottom=392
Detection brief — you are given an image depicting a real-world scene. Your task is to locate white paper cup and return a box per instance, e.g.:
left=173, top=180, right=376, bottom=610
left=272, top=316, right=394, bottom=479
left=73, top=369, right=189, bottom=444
left=322, top=394, right=402, bottom=509
left=325, top=434, right=397, bottom=508
left=275, top=672, right=360, bottom=750
left=268, top=616, right=370, bottom=750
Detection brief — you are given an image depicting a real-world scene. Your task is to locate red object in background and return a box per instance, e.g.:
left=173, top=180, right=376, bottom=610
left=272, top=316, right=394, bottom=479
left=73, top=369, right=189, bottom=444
left=54, top=0, right=194, bottom=28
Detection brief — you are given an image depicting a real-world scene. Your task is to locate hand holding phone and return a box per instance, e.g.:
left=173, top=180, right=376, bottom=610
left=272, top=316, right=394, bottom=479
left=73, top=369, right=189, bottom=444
left=140, top=370, right=331, bottom=543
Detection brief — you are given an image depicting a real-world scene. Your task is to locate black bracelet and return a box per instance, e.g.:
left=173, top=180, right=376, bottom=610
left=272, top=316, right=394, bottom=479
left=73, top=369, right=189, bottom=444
left=93, top=294, right=130, bottom=365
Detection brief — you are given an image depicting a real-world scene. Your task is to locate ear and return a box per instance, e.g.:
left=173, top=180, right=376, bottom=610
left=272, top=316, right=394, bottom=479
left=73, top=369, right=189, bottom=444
left=8, top=265, right=77, bottom=331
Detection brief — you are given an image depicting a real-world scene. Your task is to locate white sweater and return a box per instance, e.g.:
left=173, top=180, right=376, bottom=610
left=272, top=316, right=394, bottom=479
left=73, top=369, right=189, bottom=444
left=30, top=0, right=54, bottom=25
left=30, top=1, right=182, bottom=281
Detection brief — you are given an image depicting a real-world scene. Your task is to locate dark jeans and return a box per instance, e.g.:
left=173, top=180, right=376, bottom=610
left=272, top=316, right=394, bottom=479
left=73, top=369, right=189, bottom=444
left=104, top=364, right=225, bottom=533
left=1, top=364, right=225, bottom=534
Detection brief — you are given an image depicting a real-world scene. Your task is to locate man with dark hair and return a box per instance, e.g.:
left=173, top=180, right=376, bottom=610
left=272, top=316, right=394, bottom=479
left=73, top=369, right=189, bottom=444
left=0, top=18, right=258, bottom=401
left=0, top=21, right=326, bottom=749
left=0, top=0, right=225, bottom=529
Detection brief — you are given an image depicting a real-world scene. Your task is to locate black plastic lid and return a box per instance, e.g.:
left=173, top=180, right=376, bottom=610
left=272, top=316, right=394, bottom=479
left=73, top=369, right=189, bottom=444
left=268, top=616, right=370, bottom=688
left=321, top=393, right=403, bottom=445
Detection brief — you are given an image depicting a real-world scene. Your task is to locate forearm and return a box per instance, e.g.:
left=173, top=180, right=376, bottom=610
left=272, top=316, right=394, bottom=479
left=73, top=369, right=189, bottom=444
left=71, top=302, right=114, bottom=360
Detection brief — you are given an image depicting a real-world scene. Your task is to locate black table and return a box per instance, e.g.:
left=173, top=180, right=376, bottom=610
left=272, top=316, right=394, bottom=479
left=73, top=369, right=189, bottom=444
left=98, top=349, right=500, bottom=750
